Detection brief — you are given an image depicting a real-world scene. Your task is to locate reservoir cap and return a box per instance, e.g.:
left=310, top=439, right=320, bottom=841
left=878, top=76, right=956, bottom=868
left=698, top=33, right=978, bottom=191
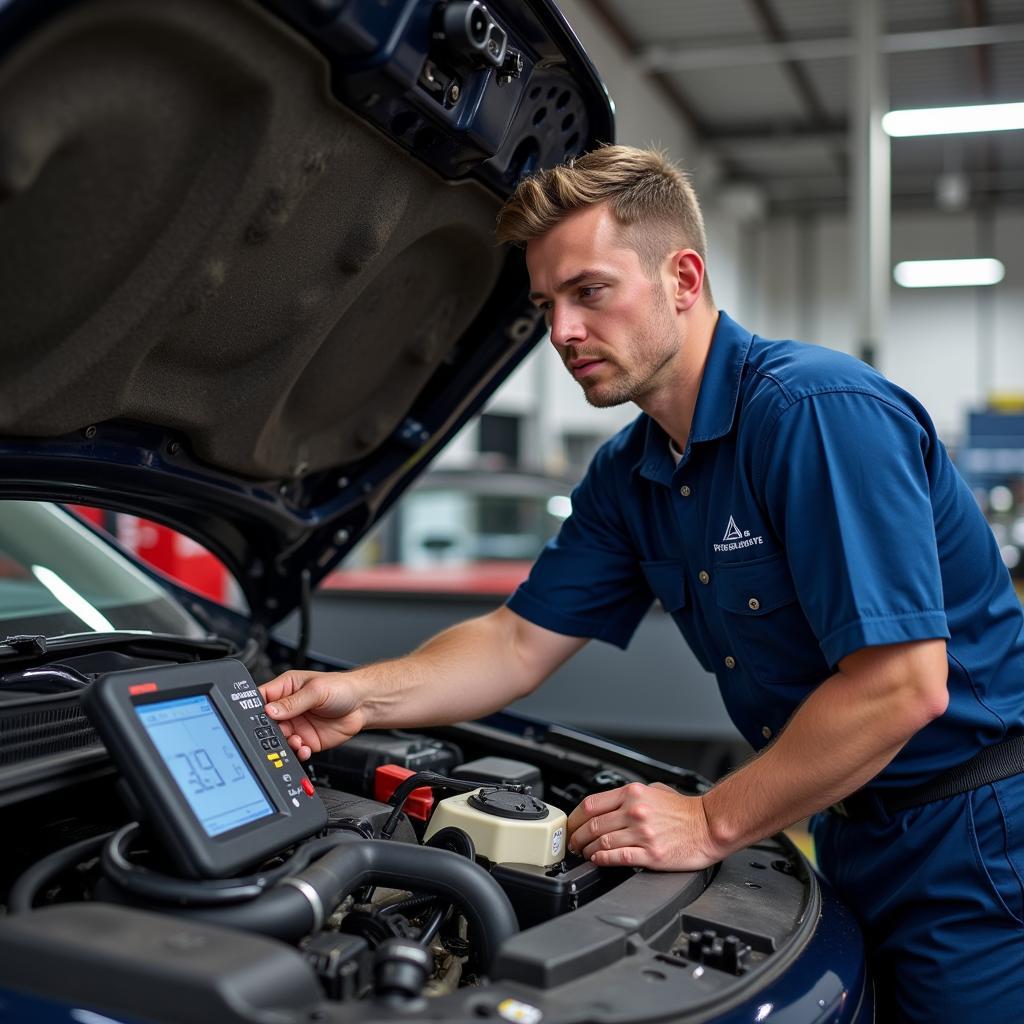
left=468, top=788, right=549, bottom=820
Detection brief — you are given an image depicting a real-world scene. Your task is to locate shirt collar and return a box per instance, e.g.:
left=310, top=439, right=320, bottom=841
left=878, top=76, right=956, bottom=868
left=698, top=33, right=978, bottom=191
left=635, top=310, right=754, bottom=484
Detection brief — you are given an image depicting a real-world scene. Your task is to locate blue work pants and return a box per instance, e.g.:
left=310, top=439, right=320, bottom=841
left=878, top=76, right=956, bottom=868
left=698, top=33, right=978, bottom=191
left=811, top=777, right=1024, bottom=1021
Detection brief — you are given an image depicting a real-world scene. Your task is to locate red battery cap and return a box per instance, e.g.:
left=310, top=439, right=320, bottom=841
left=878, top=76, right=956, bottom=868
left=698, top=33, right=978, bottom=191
left=374, top=764, right=434, bottom=821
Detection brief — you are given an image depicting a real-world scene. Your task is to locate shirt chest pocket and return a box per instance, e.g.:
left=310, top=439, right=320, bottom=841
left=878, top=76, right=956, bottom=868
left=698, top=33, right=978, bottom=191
left=640, top=559, right=713, bottom=673
left=714, top=554, right=827, bottom=686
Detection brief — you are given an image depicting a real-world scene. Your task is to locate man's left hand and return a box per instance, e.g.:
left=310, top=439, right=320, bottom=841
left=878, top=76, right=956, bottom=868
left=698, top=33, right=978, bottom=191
left=566, top=782, right=722, bottom=871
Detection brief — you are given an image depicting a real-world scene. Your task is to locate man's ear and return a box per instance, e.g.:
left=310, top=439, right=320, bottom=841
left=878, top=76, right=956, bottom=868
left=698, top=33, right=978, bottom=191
left=667, top=249, right=704, bottom=312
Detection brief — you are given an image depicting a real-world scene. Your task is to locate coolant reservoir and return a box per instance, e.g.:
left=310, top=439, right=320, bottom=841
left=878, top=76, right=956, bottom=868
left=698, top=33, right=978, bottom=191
left=424, top=788, right=567, bottom=867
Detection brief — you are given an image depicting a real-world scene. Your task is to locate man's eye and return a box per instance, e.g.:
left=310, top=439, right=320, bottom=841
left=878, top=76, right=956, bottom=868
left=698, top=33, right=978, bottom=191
left=580, top=285, right=602, bottom=300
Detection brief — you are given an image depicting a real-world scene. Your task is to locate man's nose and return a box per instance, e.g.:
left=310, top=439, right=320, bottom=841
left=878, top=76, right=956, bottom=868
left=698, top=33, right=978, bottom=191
left=548, top=303, right=584, bottom=349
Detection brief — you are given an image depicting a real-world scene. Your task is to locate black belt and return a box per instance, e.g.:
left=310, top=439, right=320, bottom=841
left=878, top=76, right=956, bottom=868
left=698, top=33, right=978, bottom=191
left=830, top=732, right=1024, bottom=822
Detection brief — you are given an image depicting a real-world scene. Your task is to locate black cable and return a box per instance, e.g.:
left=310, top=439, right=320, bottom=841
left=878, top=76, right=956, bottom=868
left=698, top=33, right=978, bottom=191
left=100, top=825, right=354, bottom=907
left=419, top=904, right=447, bottom=945
left=295, top=568, right=311, bottom=670
left=417, top=827, right=475, bottom=946
left=8, top=831, right=113, bottom=913
left=381, top=893, right=437, bottom=916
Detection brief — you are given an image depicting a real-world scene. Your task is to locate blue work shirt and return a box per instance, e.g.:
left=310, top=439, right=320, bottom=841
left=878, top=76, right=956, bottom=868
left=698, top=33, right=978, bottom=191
left=508, top=311, right=1024, bottom=787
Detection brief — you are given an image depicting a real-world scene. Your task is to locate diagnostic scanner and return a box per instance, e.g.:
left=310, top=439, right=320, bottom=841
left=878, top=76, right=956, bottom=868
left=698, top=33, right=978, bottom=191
left=82, top=658, right=327, bottom=878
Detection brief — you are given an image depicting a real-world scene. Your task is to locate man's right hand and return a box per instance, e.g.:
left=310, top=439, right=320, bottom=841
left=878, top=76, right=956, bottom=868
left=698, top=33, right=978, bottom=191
left=259, top=670, right=366, bottom=761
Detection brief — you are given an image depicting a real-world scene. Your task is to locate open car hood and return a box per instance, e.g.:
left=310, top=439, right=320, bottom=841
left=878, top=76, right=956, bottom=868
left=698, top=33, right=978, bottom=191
left=0, top=0, right=613, bottom=625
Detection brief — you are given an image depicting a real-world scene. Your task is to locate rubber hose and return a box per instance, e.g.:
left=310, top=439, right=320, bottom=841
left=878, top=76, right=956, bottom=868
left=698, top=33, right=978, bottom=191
left=181, top=835, right=518, bottom=971
left=8, top=832, right=113, bottom=913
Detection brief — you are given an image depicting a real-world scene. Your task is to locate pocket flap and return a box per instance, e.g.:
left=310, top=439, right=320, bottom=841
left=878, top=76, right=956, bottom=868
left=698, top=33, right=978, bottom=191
left=640, top=559, right=687, bottom=613
left=715, top=555, right=797, bottom=616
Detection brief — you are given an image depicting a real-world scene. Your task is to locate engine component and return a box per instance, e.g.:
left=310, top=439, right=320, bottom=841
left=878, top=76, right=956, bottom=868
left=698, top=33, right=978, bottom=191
left=452, top=756, right=543, bottom=798
left=374, top=764, right=436, bottom=822
left=424, top=789, right=566, bottom=867
left=341, top=907, right=415, bottom=948
left=318, top=786, right=417, bottom=843
left=302, top=932, right=371, bottom=1001
left=374, top=938, right=435, bottom=1001
left=177, top=833, right=517, bottom=972
left=315, top=733, right=460, bottom=794
left=490, top=859, right=628, bottom=930
left=683, top=929, right=752, bottom=976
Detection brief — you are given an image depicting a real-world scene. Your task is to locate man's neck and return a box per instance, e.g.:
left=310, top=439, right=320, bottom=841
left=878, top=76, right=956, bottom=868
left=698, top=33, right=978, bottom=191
left=638, top=305, right=718, bottom=451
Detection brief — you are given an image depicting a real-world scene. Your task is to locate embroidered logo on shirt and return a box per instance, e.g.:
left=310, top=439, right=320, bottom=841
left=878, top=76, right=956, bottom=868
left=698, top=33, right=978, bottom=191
left=722, top=516, right=744, bottom=542
left=714, top=515, right=764, bottom=553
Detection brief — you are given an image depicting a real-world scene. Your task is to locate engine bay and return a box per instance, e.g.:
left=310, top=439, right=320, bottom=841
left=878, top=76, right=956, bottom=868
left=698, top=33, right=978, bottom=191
left=0, top=640, right=828, bottom=1024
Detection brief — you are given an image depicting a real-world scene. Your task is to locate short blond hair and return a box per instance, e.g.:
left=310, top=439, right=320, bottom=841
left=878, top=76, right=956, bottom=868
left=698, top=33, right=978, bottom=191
left=496, top=144, right=711, bottom=296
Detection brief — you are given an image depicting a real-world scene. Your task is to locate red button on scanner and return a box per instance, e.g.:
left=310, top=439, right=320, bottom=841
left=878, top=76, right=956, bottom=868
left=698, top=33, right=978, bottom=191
left=301, top=777, right=315, bottom=797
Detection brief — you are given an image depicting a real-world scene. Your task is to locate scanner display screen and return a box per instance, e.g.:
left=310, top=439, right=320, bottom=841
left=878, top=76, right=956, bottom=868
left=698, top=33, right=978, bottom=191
left=136, top=695, right=274, bottom=837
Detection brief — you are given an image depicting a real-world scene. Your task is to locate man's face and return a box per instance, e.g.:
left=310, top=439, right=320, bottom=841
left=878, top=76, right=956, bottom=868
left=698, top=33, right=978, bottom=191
left=526, top=203, right=679, bottom=409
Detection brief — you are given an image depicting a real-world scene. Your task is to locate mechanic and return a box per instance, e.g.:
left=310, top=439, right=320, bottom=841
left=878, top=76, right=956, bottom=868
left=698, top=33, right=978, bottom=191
left=261, top=145, right=1024, bottom=1020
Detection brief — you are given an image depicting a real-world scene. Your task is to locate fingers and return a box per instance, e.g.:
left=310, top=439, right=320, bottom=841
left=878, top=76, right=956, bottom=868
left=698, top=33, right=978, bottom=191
left=262, top=673, right=331, bottom=722
left=569, top=786, right=657, bottom=862
left=566, top=785, right=629, bottom=837
left=258, top=670, right=317, bottom=706
left=586, top=840, right=648, bottom=869
left=567, top=806, right=626, bottom=851
left=566, top=783, right=716, bottom=871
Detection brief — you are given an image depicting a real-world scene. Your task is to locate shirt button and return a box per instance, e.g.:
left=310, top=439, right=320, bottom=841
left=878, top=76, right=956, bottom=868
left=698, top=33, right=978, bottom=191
left=724, top=656, right=736, bottom=669
left=761, top=725, right=773, bottom=740
left=698, top=570, right=710, bottom=585
left=679, top=484, right=692, bottom=497
left=747, top=597, right=761, bottom=611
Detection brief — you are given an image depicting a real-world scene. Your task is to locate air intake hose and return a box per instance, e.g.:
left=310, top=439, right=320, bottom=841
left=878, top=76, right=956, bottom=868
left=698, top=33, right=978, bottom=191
left=180, top=834, right=517, bottom=971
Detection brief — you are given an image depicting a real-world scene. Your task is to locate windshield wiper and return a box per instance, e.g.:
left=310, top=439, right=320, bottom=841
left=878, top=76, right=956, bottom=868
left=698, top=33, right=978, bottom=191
left=0, top=631, right=235, bottom=666
left=0, top=634, right=49, bottom=656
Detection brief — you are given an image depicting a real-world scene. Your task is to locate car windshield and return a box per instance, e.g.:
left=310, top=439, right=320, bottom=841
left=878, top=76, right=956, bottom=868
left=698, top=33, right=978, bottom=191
left=0, top=502, right=205, bottom=639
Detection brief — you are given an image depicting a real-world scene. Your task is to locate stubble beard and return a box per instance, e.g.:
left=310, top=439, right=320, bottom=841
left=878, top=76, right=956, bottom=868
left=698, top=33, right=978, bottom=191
left=576, top=292, right=679, bottom=409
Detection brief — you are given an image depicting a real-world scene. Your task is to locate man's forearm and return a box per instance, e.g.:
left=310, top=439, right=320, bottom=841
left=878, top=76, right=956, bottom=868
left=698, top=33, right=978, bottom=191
left=702, top=640, right=949, bottom=857
left=352, top=607, right=585, bottom=730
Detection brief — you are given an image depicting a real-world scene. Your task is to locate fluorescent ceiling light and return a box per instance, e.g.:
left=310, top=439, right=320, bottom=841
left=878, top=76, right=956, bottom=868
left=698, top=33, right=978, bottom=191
left=893, top=258, right=1005, bottom=288
left=882, top=101, right=1024, bottom=137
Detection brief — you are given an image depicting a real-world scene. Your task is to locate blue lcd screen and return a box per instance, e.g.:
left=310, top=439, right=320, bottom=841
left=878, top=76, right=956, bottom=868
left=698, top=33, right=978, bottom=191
left=136, top=695, right=274, bottom=838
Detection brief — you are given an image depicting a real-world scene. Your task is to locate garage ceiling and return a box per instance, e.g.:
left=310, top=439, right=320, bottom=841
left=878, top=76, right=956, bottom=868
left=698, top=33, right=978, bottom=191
left=584, top=0, right=1024, bottom=213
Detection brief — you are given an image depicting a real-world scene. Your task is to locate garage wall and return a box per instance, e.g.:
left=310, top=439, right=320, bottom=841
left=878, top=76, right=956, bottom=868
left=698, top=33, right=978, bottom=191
left=750, top=207, right=1024, bottom=444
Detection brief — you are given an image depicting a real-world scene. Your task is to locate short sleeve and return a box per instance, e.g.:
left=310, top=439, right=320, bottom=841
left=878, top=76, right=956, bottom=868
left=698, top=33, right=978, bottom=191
left=506, top=452, right=652, bottom=649
left=758, top=390, right=950, bottom=667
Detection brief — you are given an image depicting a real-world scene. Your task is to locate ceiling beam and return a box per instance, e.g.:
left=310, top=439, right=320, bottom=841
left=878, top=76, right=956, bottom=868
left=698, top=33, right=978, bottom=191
left=963, top=0, right=994, bottom=98
left=584, top=0, right=713, bottom=139
left=745, top=0, right=844, bottom=176
left=638, top=23, right=1024, bottom=73
left=703, top=123, right=848, bottom=146
left=962, top=0, right=1000, bottom=205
